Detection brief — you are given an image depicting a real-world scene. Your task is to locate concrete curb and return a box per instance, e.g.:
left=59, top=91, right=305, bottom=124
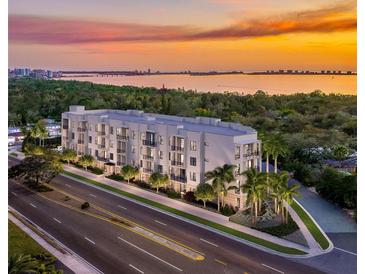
left=61, top=173, right=321, bottom=258
left=8, top=206, right=103, bottom=274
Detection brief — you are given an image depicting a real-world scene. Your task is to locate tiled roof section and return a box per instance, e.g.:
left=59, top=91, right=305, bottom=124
left=65, top=107, right=256, bottom=136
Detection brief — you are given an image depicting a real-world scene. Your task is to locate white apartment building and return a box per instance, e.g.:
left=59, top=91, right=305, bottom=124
left=61, top=105, right=261, bottom=209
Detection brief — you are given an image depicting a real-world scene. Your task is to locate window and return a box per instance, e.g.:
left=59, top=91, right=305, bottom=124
left=132, top=131, right=136, bottom=139
left=159, top=150, right=163, bottom=160
left=95, top=150, right=99, bottom=157
left=235, top=146, right=240, bottom=159
left=190, top=141, right=197, bottom=151
left=159, top=136, right=163, bottom=145
left=190, top=172, right=196, bottom=181
left=204, top=141, right=208, bottom=146
left=110, top=141, right=113, bottom=148
left=132, top=146, right=136, bottom=153
left=158, top=165, right=163, bottom=173
left=110, top=153, right=114, bottom=160
left=110, top=126, right=114, bottom=134
left=190, top=157, right=196, bottom=166
left=71, top=132, right=75, bottom=139
left=89, top=136, right=92, bottom=143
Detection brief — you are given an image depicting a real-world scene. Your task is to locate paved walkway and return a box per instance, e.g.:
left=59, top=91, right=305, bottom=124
left=63, top=164, right=326, bottom=257
left=262, top=161, right=356, bottom=233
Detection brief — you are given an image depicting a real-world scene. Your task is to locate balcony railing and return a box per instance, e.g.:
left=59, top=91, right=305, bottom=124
left=117, top=161, right=126, bottom=166
left=117, top=148, right=126, bottom=154
left=170, top=174, right=187, bottom=183
left=97, top=131, right=106, bottom=136
left=77, top=140, right=84, bottom=144
left=96, top=156, right=108, bottom=162
left=171, top=160, right=184, bottom=166
left=97, top=144, right=106, bottom=149
left=77, top=128, right=87, bottom=132
left=243, top=150, right=260, bottom=157
left=117, top=135, right=129, bottom=141
left=143, top=155, right=154, bottom=160
left=143, top=168, right=154, bottom=173
left=142, top=140, right=156, bottom=147
left=170, top=145, right=184, bottom=151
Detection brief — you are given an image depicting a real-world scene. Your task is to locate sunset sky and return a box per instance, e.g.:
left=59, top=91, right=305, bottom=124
left=8, top=0, right=357, bottom=71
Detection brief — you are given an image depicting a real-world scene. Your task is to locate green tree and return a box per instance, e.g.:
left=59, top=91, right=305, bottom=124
left=78, top=155, right=94, bottom=170
left=61, top=149, right=77, bottom=165
left=332, top=144, right=349, bottom=165
left=8, top=254, right=37, bottom=274
left=121, top=165, right=139, bottom=184
left=270, top=136, right=288, bottom=173
left=149, top=172, right=169, bottom=193
left=281, top=183, right=301, bottom=224
left=195, top=183, right=215, bottom=208
left=36, top=120, right=48, bottom=147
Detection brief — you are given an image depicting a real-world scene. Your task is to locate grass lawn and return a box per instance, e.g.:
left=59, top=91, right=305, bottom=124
left=63, top=171, right=307, bottom=255
left=291, top=200, right=330, bottom=250
left=8, top=220, right=50, bottom=257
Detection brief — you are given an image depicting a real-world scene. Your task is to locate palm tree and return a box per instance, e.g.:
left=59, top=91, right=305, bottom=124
left=261, top=135, right=273, bottom=173
left=78, top=155, right=95, bottom=170
left=8, top=254, right=38, bottom=274
left=149, top=172, right=168, bottom=193
left=270, top=172, right=289, bottom=214
left=29, top=126, right=40, bottom=146
left=195, top=183, right=215, bottom=208
left=121, top=165, right=139, bottom=184
left=270, top=136, right=288, bottom=174
left=36, top=120, right=48, bottom=147
left=219, top=164, right=236, bottom=207
left=241, top=168, right=266, bottom=224
left=62, top=149, right=77, bottom=165
left=282, top=183, right=301, bottom=224
left=205, top=168, right=223, bottom=212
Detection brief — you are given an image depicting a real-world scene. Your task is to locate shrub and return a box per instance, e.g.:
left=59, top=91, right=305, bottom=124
left=220, top=204, right=236, bottom=216
left=135, top=180, right=151, bottom=189
left=256, top=215, right=299, bottom=237
left=183, top=191, right=196, bottom=202
left=166, top=189, right=181, bottom=199
left=88, top=166, right=104, bottom=175
left=106, top=174, right=124, bottom=181
left=81, top=202, right=90, bottom=209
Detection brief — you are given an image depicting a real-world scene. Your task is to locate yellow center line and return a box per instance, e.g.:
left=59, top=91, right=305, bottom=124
left=214, top=259, right=227, bottom=266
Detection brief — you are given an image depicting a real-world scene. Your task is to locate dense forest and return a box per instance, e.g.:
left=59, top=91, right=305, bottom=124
left=8, top=78, right=357, bottom=206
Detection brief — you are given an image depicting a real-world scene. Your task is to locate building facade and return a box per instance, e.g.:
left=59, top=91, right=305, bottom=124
left=61, top=105, right=261, bottom=209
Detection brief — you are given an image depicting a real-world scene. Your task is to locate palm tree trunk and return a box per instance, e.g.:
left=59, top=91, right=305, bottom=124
left=255, top=201, right=258, bottom=224
left=156, top=187, right=159, bottom=193
left=266, top=154, right=269, bottom=173
left=274, top=157, right=278, bottom=174
left=203, top=201, right=206, bottom=208
left=274, top=198, right=277, bottom=214
left=258, top=199, right=262, bottom=214
left=127, top=178, right=130, bottom=184
left=285, top=208, right=289, bottom=224
left=217, top=194, right=220, bottom=212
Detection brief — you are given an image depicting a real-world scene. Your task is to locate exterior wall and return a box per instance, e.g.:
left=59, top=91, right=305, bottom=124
left=61, top=106, right=261, bottom=209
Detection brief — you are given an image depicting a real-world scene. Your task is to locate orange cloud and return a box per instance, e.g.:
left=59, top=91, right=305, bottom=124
left=9, top=1, right=356, bottom=44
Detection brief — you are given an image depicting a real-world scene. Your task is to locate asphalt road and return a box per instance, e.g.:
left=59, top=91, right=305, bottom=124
left=8, top=157, right=324, bottom=274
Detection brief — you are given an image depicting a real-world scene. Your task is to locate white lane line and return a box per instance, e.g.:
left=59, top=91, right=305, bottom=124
left=200, top=238, right=218, bottom=247
left=65, top=184, right=71, bottom=188
left=29, top=203, right=37, bottom=208
left=334, top=247, right=357, bottom=256
left=154, top=220, right=167, bottom=226
left=84, top=237, right=95, bottom=245
left=117, top=205, right=127, bottom=210
left=52, top=217, right=62, bottom=224
left=129, top=264, right=144, bottom=274
left=89, top=194, right=97, bottom=198
left=118, top=237, right=182, bottom=272
left=261, top=263, right=285, bottom=274
left=11, top=192, right=18, bottom=197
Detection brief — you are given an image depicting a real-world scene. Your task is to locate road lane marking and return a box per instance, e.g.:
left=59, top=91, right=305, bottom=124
left=200, top=238, right=218, bottom=247
left=30, top=203, right=37, bottom=208
left=52, top=217, right=62, bottom=224
left=10, top=192, right=18, bottom=197
left=129, top=264, right=144, bottom=274
left=261, top=264, right=284, bottom=274
left=334, top=247, right=357, bottom=256
left=65, top=184, right=71, bottom=188
left=117, top=205, right=127, bottom=210
left=118, top=237, right=183, bottom=272
left=84, top=237, right=95, bottom=245
left=154, top=220, right=167, bottom=226
left=89, top=194, right=97, bottom=198
left=214, top=259, right=227, bottom=266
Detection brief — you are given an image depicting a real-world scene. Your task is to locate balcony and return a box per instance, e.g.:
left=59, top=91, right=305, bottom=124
left=96, top=156, right=108, bottom=162
left=143, top=155, right=154, bottom=160
left=97, top=144, right=106, bottom=149
left=77, top=140, right=85, bottom=144
left=243, top=150, right=260, bottom=157
left=171, top=160, right=184, bottom=166
left=117, top=148, right=126, bottom=154
left=170, top=145, right=184, bottom=151
left=117, top=161, right=126, bottom=166
left=97, top=131, right=106, bottom=136
left=117, top=135, right=129, bottom=141
left=170, top=174, right=187, bottom=183
left=142, top=140, right=156, bottom=147
left=143, top=168, right=154, bottom=173
left=77, top=128, right=87, bottom=132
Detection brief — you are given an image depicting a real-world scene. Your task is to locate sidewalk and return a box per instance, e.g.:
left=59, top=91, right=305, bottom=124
left=63, top=164, right=325, bottom=257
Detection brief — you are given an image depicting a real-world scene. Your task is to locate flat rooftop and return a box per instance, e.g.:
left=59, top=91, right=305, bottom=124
left=64, top=106, right=256, bottom=137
